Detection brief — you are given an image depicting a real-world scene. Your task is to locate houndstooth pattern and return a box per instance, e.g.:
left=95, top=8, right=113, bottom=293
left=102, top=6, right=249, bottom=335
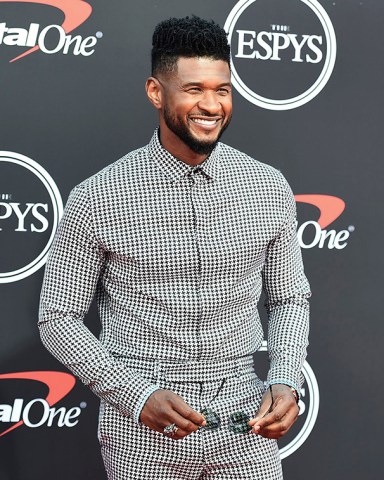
left=99, top=359, right=283, bottom=479
left=39, top=129, right=310, bottom=477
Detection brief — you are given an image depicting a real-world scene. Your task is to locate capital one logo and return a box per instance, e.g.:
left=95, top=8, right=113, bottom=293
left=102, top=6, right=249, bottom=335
left=224, top=0, right=337, bottom=110
left=0, top=371, right=82, bottom=436
left=0, top=151, right=63, bottom=283
left=258, top=341, right=319, bottom=458
left=0, top=0, right=100, bottom=62
left=295, top=194, right=353, bottom=250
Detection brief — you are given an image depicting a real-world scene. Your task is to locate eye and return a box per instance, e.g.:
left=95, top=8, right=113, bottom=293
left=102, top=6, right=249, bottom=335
left=217, top=88, right=231, bottom=96
left=186, top=87, right=202, bottom=94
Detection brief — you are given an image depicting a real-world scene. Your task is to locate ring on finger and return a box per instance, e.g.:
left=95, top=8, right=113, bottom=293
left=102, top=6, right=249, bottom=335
left=163, top=423, right=179, bottom=436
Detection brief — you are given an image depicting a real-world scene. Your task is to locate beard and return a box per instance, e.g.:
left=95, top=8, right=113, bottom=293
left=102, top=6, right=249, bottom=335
left=163, top=104, right=232, bottom=156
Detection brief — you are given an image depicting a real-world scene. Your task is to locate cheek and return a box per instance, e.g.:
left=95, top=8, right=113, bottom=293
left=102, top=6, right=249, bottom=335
left=167, top=93, right=195, bottom=112
left=223, top=99, right=233, bottom=117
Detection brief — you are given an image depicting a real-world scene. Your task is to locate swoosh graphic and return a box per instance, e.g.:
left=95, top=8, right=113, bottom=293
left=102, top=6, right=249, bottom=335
left=0, top=371, right=76, bottom=437
left=0, top=0, right=93, bottom=62
left=295, top=194, right=345, bottom=229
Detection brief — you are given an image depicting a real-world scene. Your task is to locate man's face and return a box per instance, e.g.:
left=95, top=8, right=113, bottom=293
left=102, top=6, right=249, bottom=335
left=157, top=57, right=232, bottom=157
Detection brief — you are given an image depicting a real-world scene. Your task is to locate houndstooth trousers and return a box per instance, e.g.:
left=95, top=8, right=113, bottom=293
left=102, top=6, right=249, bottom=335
left=98, top=356, right=283, bottom=479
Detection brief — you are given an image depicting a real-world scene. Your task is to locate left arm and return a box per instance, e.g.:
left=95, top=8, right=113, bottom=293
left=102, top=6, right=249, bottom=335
left=250, top=176, right=311, bottom=438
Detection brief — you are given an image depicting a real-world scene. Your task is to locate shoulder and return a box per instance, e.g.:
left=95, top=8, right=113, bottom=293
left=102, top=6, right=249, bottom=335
left=218, top=142, right=291, bottom=192
left=76, top=146, right=149, bottom=192
left=63, top=145, right=151, bottom=216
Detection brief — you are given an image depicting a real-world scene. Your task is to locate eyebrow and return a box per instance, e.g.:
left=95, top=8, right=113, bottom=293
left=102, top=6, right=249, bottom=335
left=181, top=82, right=232, bottom=88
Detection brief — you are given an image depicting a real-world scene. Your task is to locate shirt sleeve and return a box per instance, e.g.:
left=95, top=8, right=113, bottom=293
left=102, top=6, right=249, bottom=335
left=262, top=175, right=311, bottom=397
left=38, top=184, right=159, bottom=422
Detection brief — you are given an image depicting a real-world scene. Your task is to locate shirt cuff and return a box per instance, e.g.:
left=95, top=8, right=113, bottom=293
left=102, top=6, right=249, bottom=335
left=265, top=378, right=302, bottom=401
left=133, top=384, right=160, bottom=423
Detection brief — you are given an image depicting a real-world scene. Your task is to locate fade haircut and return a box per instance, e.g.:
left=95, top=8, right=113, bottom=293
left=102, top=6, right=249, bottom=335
left=151, top=15, right=230, bottom=76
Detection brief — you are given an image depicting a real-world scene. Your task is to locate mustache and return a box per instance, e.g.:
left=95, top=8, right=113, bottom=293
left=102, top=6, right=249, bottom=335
left=189, top=112, right=222, bottom=118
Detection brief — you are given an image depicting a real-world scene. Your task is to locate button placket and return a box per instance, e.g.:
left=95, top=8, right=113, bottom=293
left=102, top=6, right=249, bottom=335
left=187, top=171, right=203, bottom=358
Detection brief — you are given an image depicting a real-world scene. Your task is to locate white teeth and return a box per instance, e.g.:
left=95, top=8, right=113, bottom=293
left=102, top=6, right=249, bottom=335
left=191, top=118, right=217, bottom=125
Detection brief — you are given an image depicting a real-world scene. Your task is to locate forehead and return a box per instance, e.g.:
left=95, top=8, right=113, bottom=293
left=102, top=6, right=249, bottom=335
left=173, top=57, right=231, bottom=85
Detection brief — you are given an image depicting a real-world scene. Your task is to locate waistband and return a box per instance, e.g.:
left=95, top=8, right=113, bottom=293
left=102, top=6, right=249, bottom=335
left=119, top=355, right=255, bottom=382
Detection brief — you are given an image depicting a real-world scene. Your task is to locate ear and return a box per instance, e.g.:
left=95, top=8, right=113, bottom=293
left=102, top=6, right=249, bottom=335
left=146, top=77, right=162, bottom=110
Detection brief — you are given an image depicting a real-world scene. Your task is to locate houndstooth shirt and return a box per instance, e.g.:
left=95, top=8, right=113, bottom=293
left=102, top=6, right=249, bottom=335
left=39, top=129, right=310, bottom=423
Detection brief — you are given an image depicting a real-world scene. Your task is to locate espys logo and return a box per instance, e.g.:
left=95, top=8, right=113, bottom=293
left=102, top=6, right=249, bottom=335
left=0, top=151, right=63, bottom=283
left=258, top=341, right=319, bottom=458
left=0, top=371, right=82, bottom=437
left=0, top=0, right=101, bottom=62
left=224, top=0, right=337, bottom=110
left=295, top=194, right=353, bottom=250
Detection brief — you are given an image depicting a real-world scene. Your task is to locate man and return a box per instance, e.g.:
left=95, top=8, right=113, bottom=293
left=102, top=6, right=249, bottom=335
left=39, top=15, right=310, bottom=480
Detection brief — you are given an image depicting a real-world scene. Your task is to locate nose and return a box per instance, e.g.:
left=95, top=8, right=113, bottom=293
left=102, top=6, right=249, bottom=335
left=197, top=91, right=221, bottom=115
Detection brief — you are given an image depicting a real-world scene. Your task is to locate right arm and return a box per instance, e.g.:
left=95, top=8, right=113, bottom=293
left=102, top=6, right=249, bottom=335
left=38, top=185, right=204, bottom=436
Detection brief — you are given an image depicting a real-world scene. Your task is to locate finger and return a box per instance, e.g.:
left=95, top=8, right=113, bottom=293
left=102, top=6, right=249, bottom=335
left=163, top=425, right=192, bottom=440
left=254, top=404, right=299, bottom=438
left=251, top=387, right=297, bottom=426
left=257, top=427, right=290, bottom=440
left=249, top=402, right=272, bottom=426
left=250, top=394, right=294, bottom=431
left=161, top=412, right=203, bottom=440
left=257, top=413, right=298, bottom=439
left=152, top=417, right=194, bottom=439
left=168, top=410, right=203, bottom=434
left=249, top=389, right=274, bottom=427
left=172, top=400, right=206, bottom=427
left=254, top=403, right=285, bottom=428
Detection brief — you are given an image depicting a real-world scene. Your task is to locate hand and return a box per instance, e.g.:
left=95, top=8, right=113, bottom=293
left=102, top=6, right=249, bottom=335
left=140, top=389, right=206, bottom=440
left=249, top=384, right=299, bottom=439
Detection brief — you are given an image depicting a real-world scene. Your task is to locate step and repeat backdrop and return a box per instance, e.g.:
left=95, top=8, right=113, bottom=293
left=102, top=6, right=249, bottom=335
left=0, top=1, right=382, bottom=479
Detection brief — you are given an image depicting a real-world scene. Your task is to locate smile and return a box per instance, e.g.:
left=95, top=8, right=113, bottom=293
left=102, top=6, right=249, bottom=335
left=191, top=118, right=217, bottom=125
left=190, top=117, right=220, bottom=127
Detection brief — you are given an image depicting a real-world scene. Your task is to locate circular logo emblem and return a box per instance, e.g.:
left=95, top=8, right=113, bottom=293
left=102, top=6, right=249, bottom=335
left=0, top=151, right=63, bottom=283
left=224, top=0, right=337, bottom=110
left=257, top=341, right=320, bottom=458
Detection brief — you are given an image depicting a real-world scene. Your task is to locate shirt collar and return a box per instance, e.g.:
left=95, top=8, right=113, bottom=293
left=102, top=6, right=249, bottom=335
left=147, top=128, right=220, bottom=182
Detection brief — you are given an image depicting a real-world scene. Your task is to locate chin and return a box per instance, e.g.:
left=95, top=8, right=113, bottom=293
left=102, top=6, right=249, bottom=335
left=187, top=140, right=217, bottom=156
left=189, top=129, right=221, bottom=146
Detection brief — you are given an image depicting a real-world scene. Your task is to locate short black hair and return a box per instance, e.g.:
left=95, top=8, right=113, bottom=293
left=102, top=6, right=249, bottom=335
left=151, top=15, right=230, bottom=76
